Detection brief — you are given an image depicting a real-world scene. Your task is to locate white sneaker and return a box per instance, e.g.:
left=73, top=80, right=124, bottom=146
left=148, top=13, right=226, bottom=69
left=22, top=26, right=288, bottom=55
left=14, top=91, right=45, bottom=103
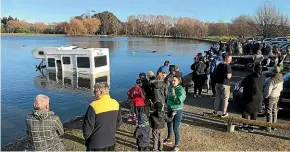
left=221, top=113, right=229, bottom=118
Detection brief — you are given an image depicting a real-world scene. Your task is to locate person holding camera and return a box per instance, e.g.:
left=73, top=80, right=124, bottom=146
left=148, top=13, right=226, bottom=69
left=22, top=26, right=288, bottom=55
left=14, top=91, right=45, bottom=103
left=163, top=75, right=186, bottom=151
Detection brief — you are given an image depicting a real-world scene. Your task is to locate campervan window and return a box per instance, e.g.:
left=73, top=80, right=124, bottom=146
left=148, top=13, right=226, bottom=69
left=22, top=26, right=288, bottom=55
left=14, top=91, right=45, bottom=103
left=77, top=57, right=90, bottom=68
left=48, top=58, right=55, bottom=67
left=78, top=77, right=90, bottom=89
left=94, top=56, right=107, bottom=67
left=38, top=51, right=44, bottom=55
left=95, top=76, right=108, bottom=83
left=62, top=57, right=71, bottom=64
left=49, top=72, right=56, bottom=81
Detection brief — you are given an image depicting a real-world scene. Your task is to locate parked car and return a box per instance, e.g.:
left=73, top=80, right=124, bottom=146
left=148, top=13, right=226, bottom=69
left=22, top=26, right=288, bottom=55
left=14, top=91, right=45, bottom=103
left=280, top=73, right=290, bottom=110
left=233, top=72, right=290, bottom=111
left=263, top=38, right=273, bottom=43
left=271, top=37, right=288, bottom=45
left=280, top=43, right=290, bottom=52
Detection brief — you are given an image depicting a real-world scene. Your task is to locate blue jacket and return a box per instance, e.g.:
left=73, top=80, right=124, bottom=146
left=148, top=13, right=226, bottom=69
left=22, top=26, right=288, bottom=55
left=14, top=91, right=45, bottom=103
left=157, top=65, right=169, bottom=74
left=210, top=56, right=223, bottom=75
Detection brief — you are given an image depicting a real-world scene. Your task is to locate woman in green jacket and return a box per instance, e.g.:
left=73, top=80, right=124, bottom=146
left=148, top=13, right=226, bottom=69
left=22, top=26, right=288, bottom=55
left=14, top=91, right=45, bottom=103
left=163, top=75, right=186, bottom=151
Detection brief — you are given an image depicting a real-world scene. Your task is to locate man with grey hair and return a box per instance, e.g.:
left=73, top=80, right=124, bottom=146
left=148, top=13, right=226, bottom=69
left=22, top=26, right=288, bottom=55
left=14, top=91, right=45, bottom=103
left=264, top=66, right=284, bottom=132
left=83, top=82, right=122, bottom=151
left=25, top=94, right=65, bottom=151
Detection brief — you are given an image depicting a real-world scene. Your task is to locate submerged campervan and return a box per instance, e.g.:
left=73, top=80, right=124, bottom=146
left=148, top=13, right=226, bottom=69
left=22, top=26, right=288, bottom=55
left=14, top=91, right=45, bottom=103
left=32, top=46, right=110, bottom=74
left=34, top=70, right=110, bottom=95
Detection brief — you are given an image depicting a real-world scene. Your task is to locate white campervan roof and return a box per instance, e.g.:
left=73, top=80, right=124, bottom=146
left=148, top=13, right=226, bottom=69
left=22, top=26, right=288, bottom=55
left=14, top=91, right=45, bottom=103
left=32, top=46, right=110, bottom=74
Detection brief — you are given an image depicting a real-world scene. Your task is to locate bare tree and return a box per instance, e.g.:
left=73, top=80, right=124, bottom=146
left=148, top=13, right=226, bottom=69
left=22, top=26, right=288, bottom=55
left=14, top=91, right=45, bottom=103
left=230, top=15, right=257, bottom=37
left=253, top=5, right=280, bottom=37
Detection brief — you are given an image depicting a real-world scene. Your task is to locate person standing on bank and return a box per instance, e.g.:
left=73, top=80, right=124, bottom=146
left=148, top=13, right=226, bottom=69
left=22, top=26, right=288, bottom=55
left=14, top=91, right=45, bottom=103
left=157, top=60, right=170, bottom=74
left=191, top=56, right=207, bottom=97
left=139, top=72, right=151, bottom=116
left=25, top=94, right=65, bottom=151
left=264, top=66, right=284, bottom=132
left=239, top=64, right=265, bottom=132
left=150, top=102, right=176, bottom=151
left=213, top=54, right=232, bottom=117
left=151, top=72, right=168, bottom=105
left=83, top=82, right=122, bottom=151
left=164, top=75, right=186, bottom=152
left=209, top=51, right=224, bottom=98
left=134, top=113, right=150, bottom=151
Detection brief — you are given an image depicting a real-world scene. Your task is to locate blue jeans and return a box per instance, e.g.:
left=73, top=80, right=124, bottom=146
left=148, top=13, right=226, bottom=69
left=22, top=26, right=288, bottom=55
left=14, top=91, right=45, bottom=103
left=167, top=109, right=183, bottom=146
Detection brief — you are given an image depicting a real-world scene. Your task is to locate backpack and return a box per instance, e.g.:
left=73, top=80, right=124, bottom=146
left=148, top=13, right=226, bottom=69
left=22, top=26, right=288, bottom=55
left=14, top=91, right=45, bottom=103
left=210, top=56, right=223, bottom=75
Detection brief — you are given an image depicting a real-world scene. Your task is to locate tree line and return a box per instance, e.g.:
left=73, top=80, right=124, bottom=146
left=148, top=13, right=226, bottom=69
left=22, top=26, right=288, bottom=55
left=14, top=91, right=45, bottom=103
left=1, top=5, right=289, bottom=38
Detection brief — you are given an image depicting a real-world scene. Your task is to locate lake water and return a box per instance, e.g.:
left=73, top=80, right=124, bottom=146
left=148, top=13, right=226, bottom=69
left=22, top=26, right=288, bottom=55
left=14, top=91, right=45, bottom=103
left=1, top=36, right=211, bottom=146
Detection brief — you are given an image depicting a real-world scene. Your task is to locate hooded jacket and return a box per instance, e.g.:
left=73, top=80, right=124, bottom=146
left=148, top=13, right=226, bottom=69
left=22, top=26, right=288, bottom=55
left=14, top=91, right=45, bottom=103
left=151, top=80, right=168, bottom=104
left=127, top=85, right=145, bottom=107
left=241, top=72, right=265, bottom=113
left=134, top=113, right=150, bottom=147
left=25, top=110, right=65, bottom=151
left=264, top=73, right=284, bottom=99
left=150, top=111, right=173, bottom=129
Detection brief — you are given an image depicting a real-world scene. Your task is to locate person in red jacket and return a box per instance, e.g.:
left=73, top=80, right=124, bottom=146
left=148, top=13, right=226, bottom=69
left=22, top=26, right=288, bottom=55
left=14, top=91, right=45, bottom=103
left=127, top=79, right=146, bottom=122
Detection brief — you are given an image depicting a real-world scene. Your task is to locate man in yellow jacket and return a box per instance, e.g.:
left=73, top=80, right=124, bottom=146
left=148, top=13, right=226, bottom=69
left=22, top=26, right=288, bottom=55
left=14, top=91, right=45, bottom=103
left=82, top=82, right=122, bottom=151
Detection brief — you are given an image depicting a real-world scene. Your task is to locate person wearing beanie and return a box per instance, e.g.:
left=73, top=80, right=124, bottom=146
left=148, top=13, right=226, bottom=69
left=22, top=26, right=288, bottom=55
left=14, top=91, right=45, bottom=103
left=264, top=66, right=284, bottom=132
left=134, top=113, right=150, bottom=151
left=238, top=64, right=265, bottom=132
left=149, top=102, right=176, bottom=151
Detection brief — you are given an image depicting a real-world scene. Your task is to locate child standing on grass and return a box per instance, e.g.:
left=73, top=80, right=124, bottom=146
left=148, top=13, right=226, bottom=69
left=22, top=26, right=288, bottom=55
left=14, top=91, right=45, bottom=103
left=134, top=113, right=150, bottom=151
left=127, top=79, right=146, bottom=122
left=150, top=102, right=176, bottom=151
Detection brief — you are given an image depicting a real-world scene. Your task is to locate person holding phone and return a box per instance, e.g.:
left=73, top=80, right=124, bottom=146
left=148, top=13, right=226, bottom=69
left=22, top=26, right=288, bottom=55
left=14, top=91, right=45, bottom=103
left=163, top=75, right=186, bottom=151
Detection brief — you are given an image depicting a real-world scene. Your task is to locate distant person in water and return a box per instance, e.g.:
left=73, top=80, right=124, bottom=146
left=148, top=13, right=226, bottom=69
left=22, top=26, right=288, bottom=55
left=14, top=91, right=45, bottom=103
left=83, top=82, right=122, bottom=151
left=25, top=94, right=65, bottom=151
left=157, top=60, right=170, bottom=74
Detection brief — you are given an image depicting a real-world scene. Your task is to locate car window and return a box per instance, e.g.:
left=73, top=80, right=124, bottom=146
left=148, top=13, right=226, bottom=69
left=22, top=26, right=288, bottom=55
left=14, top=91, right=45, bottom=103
left=283, top=74, right=290, bottom=88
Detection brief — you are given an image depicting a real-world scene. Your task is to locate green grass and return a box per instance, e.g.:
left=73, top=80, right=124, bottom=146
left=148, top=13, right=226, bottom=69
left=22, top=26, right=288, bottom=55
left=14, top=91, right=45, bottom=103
left=202, top=36, right=237, bottom=42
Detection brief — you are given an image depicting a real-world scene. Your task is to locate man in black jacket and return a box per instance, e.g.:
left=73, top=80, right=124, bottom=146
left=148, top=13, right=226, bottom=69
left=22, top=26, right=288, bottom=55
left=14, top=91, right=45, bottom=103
left=191, top=56, right=207, bottom=97
left=82, top=82, right=122, bottom=151
left=139, top=72, right=152, bottom=115
left=239, top=64, right=265, bottom=132
left=150, top=102, right=176, bottom=151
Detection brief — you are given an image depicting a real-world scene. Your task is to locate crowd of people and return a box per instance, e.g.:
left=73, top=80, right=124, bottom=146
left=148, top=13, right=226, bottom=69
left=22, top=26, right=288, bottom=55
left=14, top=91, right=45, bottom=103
left=24, top=44, right=289, bottom=151
left=127, top=61, right=186, bottom=151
